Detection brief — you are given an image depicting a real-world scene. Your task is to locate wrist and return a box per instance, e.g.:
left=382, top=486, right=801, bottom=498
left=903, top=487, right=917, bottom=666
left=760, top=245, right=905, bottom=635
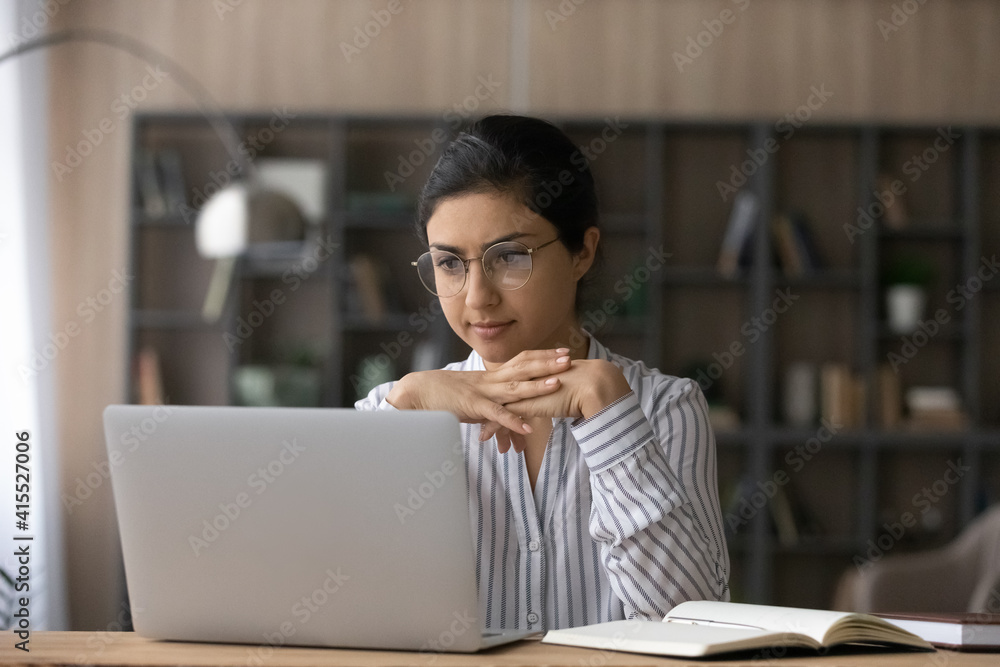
left=581, top=362, right=631, bottom=419
left=386, top=373, right=418, bottom=410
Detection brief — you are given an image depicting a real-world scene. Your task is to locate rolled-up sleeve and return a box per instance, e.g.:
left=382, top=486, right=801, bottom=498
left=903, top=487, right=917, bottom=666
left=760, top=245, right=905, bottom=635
left=571, top=380, right=730, bottom=620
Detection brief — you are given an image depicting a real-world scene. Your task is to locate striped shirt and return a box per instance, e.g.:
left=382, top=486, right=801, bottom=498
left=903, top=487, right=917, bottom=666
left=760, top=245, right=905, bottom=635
left=355, top=335, right=730, bottom=631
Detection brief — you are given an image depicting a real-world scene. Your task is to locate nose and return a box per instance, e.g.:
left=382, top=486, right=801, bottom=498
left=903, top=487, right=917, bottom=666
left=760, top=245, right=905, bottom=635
left=464, top=257, right=499, bottom=310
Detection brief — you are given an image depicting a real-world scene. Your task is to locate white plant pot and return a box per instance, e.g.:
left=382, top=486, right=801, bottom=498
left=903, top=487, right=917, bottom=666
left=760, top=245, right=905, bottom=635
left=886, top=284, right=926, bottom=334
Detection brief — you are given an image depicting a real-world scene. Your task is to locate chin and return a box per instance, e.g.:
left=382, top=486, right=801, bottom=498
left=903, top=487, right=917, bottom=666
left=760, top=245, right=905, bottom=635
left=470, top=341, right=517, bottom=366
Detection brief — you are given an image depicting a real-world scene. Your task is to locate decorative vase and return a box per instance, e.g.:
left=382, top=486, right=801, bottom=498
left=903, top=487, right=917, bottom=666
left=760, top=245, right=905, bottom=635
left=886, top=284, right=926, bottom=334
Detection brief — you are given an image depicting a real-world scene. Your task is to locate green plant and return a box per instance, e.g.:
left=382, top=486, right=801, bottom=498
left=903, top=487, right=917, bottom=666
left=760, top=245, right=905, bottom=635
left=882, top=254, right=936, bottom=287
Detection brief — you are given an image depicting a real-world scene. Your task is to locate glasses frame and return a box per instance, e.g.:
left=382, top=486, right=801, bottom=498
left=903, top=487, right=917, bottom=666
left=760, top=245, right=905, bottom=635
left=411, top=237, right=561, bottom=297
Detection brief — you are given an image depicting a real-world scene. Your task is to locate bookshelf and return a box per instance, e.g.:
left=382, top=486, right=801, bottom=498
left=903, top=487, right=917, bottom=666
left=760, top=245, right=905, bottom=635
left=126, top=113, right=1000, bottom=610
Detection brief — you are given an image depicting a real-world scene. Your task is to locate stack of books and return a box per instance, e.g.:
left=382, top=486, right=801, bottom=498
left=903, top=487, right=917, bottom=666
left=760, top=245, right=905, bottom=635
left=904, top=386, right=967, bottom=431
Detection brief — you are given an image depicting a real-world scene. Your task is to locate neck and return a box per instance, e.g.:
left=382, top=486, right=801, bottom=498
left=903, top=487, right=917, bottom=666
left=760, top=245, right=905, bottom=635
left=480, top=323, right=591, bottom=372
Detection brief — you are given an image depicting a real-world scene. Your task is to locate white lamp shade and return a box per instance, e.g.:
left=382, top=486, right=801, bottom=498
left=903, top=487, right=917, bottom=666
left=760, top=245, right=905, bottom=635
left=195, top=183, right=249, bottom=258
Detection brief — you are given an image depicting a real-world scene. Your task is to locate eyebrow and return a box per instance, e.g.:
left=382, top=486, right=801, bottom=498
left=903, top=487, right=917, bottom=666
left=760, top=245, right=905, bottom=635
left=429, top=231, right=531, bottom=255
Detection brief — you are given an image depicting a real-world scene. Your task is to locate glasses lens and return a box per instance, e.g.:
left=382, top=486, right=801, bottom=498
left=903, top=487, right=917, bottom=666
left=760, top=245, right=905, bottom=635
left=416, top=251, right=465, bottom=297
left=484, top=242, right=532, bottom=290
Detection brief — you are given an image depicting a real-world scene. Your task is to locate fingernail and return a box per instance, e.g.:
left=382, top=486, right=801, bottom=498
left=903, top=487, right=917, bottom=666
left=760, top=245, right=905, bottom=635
left=545, top=377, right=558, bottom=385
left=556, top=356, right=570, bottom=363
left=556, top=348, right=570, bottom=354
left=522, top=423, right=533, bottom=433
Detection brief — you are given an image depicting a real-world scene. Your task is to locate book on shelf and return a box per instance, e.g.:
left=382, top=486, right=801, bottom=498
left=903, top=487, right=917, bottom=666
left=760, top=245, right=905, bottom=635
left=876, top=173, right=909, bottom=230
left=903, top=386, right=967, bottom=431
left=771, top=211, right=825, bottom=277
left=541, top=600, right=933, bottom=658
left=134, top=148, right=188, bottom=218
left=156, top=148, right=188, bottom=214
left=772, top=213, right=804, bottom=276
left=346, top=254, right=388, bottom=323
left=877, top=364, right=902, bottom=429
left=135, top=346, right=164, bottom=406
left=721, top=476, right=821, bottom=545
left=820, top=363, right=867, bottom=430
left=875, top=612, right=1000, bottom=651
left=135, top=149, right=167, bottom=218
left=717, top=190, right=760, bottom=278
left=769, top=484, right=799, bottom=547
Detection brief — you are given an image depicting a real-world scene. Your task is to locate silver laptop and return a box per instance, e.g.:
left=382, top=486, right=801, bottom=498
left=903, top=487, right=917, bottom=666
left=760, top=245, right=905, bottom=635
left=103, top=405, right=536, bottom=652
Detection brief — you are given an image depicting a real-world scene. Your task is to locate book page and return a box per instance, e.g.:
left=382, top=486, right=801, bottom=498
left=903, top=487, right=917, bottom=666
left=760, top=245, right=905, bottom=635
left=543, top=620, right=816, bottom=658
left=664, top=601, right=857, bottom=645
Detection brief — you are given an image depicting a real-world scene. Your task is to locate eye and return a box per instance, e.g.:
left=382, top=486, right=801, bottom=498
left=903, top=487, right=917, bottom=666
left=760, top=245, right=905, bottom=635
left=434, top=255, right=462, bottom=272
left=495, top=249, right=529, bottom=266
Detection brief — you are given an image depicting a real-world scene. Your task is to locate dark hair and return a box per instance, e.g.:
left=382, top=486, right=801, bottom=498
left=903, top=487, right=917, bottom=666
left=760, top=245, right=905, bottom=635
left=415, top=114, right=601, bottom=306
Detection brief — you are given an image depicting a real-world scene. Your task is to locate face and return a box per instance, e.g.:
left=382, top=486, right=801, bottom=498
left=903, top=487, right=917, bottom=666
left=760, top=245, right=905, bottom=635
left=423, top=191, right=598, bottom=368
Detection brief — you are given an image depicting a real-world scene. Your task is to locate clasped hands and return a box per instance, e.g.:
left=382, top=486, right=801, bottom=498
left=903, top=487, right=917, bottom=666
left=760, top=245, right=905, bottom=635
left=385, top=348, right=632, bottom=454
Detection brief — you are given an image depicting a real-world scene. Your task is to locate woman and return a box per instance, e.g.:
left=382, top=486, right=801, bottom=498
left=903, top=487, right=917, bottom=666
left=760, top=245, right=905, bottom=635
left=356, top=114, right=729, bottom=631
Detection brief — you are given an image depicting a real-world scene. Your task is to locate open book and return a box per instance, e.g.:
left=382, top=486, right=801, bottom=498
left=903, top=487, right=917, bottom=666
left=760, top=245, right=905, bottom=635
left=541, top=601, right=934, bottom=658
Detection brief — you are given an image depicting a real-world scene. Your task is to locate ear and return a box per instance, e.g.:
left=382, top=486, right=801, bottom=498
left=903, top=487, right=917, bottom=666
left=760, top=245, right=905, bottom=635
left=571, top=226, right=601, bottom=281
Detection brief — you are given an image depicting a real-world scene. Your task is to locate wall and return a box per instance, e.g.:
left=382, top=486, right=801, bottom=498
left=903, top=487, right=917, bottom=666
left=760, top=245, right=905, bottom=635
left=44, top=0, right=1000, bottom=629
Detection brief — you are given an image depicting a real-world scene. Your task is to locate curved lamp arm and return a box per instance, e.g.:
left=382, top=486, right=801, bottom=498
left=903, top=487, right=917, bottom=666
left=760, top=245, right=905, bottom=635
left=0, top=27, right=252, bottom=177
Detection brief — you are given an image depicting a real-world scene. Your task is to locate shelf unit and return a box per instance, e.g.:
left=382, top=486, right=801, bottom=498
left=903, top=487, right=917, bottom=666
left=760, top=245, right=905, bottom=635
left=127, top=113, right=1000, bottom=610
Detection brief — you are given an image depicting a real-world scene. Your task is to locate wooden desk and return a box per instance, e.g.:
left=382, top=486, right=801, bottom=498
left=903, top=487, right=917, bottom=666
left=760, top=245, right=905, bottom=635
left=1, top=632, right=995, bottom=667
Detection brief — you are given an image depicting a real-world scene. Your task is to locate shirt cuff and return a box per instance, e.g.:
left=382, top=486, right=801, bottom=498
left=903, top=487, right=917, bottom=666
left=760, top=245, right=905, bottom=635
left=570, top=391, right=655, bottom=473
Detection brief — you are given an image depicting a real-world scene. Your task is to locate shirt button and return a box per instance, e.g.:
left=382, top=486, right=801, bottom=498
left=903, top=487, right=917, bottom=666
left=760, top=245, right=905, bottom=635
left=527, top=612, right=539, bottom=624
left=528, top=540, right=540, bottom=552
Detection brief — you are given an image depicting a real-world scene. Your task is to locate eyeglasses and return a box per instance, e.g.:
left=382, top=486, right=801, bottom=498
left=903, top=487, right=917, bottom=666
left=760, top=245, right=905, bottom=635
left=412, top=237, right=560, bottom=298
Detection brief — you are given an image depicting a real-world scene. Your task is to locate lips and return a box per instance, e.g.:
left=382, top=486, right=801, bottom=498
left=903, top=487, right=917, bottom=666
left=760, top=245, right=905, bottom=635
left=470, top=320, right=513, bottom=341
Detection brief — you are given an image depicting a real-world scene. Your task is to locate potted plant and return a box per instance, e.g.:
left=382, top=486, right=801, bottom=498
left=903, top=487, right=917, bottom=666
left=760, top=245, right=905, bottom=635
left=882, top=254, right=936, bottom=334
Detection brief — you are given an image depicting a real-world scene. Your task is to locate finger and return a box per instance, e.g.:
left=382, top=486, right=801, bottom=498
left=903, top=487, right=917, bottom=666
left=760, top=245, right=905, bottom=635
left=505, top=394, right=569, bottom=420
left=493, top=376, right=562, bottom=405
left=495, top=427, right=513, bottom=454
left=481, top=399, right=533, bottom=435
left=478, top=421, right=500, bottom=442
left=494, top=348, right=572, bottom=382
